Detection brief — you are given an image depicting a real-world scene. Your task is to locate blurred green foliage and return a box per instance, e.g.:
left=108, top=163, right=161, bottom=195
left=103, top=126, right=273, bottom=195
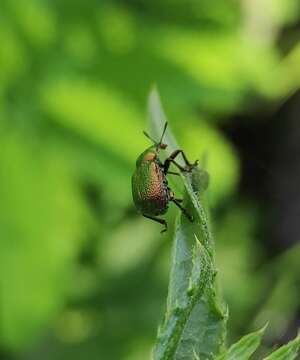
left=0, top=0, right=299, bottom=359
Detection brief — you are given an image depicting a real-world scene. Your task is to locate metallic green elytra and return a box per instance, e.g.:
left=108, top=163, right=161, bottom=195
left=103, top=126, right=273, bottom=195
left=131, top=122, right=197, bottom=233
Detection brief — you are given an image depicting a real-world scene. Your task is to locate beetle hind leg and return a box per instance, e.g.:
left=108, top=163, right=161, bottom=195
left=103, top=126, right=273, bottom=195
left=143, top=214, right=168, bottom=233
left=171, top=198, right=193, bottom=222
left=167, top=171, right=180, bottom=176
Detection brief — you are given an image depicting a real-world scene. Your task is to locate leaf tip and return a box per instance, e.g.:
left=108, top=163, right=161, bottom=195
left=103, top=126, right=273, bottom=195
left=148, top=83, right=160, bottom=103
left=260, top=322, right=269, bottom=333
left=194, top=234, right=202, bottom=247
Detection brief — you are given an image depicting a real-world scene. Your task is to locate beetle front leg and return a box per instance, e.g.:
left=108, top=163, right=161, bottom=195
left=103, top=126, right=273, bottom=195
left=164, top=149, right=197, bottom=174
left=143, top=214, right=168, bottom=233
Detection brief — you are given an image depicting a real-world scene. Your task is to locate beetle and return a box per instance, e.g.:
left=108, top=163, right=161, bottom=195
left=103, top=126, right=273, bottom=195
left=131, top=122, right=197, bottom=233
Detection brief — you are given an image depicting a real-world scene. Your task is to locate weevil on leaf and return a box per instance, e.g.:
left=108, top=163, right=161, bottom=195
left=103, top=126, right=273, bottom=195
left=131, top=122, right=198, bottom=233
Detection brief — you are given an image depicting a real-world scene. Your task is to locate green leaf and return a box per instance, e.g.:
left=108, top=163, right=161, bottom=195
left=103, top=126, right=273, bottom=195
left=150, top=89, right=227, bottom=360
left=263, top=333, right=300, bottom=360
left=215, top=325, right=267, bottom=360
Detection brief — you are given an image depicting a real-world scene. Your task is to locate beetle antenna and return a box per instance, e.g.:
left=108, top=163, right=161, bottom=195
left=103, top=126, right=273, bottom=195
left=142, top=122, right=168, bottom=150
left=158, top=122, right=168, bottom=146
left=143, top=131, right=157, bottom=145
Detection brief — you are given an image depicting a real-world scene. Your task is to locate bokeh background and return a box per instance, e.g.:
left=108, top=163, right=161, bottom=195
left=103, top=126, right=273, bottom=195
left=0, top=0, right=300, bottom=359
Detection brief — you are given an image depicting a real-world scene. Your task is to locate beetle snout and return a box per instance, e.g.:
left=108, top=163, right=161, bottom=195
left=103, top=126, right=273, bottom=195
left=159, top=143, right=167, bottom=149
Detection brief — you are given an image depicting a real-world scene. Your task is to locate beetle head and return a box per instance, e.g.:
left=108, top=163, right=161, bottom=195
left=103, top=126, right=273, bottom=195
left=143, top=122, right=168, bottom=151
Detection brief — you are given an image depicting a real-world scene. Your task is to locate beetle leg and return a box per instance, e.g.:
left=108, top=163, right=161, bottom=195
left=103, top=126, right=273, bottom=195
left=143, top=214, right=168, bottom=233
left=165, top=159, right=186, bottom=172
left=167, top=171, right=180, bottom=176
left=164, top=149, right=197, bottom=174
left=171, top=199, right=193, bottom=222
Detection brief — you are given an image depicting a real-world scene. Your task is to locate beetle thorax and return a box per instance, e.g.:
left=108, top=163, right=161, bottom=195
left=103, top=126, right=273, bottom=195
left=136, top=146, right=158, bottom=167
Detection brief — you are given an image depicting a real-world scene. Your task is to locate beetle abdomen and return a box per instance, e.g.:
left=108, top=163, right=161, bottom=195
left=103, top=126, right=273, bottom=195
left=132, top=161, right=169, bottom=216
